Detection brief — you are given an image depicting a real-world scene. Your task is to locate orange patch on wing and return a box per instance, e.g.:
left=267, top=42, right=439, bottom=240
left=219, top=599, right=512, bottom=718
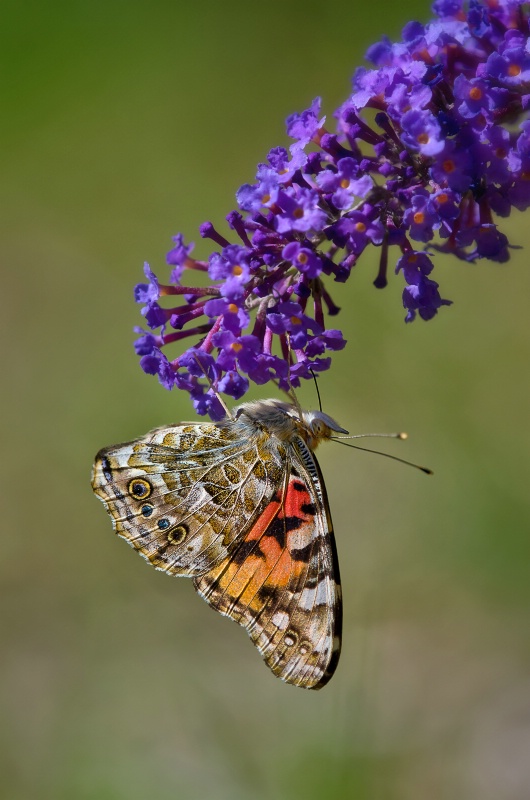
left=214, top=559, right=241, bottom=591
left=259, top=531, right=282, bottom=563
left=266, top=548, right=303, bottom=587
left=227, top=555, right=268, bottom=597
left=219, top=475, right=316, bottom=608
left=283, top=478, right=313, bottom=519
left=244, top=496, right=282, bottom=541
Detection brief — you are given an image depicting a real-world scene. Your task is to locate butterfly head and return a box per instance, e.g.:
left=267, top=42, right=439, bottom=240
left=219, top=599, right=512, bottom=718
left=298, top=409, right=349, bottom=450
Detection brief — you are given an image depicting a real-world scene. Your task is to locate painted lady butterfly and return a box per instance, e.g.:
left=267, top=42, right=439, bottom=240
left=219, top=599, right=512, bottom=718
left=91, top=398, right=347, bottom=689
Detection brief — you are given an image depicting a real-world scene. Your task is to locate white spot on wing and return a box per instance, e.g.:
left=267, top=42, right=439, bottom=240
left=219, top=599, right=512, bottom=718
left=271, top=611, right=290, bottom=630
left=299, top=579, right=329, bottom=610
left=288, top=526, right=314, bottom=550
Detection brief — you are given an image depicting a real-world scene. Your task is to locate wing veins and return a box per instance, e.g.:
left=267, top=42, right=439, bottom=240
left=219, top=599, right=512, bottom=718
left=124, top=445, right=275, bottom=574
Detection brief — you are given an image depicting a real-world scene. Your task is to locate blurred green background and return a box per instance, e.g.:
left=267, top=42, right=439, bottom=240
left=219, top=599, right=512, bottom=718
left=3, top=1, right=530, bottom=798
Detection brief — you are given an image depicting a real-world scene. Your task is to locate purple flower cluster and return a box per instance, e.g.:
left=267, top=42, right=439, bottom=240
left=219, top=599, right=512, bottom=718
left=135, top=0, right=530, bottom=417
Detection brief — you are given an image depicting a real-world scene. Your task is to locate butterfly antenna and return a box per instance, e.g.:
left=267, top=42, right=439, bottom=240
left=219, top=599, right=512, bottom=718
left=309, top=368, right=323, bottom=412
left=283, top=333, right=303, bottom=417
left=330, top=436, right=433, bottom=475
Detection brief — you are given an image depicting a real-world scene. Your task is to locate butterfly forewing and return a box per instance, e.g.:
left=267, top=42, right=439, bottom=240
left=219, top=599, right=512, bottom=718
left=194, top=436, right=341, bottom=689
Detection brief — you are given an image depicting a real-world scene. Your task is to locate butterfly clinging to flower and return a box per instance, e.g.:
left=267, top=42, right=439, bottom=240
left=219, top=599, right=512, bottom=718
left=92, top=398, right=349, bottom=689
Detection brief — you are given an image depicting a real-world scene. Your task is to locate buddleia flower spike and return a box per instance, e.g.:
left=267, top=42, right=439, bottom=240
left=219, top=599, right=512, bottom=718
left=135, top=0, right=527, bottom=419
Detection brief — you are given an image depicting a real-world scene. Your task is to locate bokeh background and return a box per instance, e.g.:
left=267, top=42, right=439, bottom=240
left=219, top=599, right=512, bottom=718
left=3, top=1, right=530, bottom=798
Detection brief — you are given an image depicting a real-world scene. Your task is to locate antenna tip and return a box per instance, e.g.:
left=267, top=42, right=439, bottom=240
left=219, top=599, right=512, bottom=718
left=421, top=467, right=434, bottom=475
left=398, top=432, right=408, bottom=440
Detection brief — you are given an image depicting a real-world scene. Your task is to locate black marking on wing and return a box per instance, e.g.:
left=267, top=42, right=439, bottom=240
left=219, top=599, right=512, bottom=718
left=289, top=541, right=314, bottom=564
left=266, top=515, right=306, bottom=550
left=230, top=540, right=262, bottom=566
left=101, top=455, right=113, bottom=483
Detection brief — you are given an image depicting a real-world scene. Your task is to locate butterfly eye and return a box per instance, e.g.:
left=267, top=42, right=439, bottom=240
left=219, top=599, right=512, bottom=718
left=311, top=420, right=326, bottom=437
left=128, top=478, right=152, bottom=500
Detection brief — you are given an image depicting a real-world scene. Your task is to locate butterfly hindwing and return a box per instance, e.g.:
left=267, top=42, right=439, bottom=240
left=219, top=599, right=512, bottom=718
left=91, top=421, right=284, bottom=576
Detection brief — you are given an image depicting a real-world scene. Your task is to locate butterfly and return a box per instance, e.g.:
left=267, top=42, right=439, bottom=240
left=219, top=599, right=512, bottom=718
left=91, top=398, right=348, bottom=689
